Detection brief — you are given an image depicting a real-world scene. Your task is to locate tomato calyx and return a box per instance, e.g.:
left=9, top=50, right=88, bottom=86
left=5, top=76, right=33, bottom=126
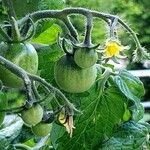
left=58, top=37, right=75, bottom=56
left=0, top=16, right=35, bottom=44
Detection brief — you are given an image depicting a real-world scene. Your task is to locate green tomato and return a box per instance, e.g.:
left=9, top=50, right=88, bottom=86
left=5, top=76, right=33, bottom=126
left=0, top=42, right=38, bottom=88
left=74, top=48, right=98, bottom=68
left=31, top=122, right=52, bottom=137
left=21, top=104, right=43, bottom=126
left=0, top=91, right=8, bottom=126
left=54, top=55, right=97, bottom=93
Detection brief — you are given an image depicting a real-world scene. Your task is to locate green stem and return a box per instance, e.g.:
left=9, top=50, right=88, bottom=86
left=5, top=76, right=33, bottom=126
left=36, top=93, right=52, bottom=104
left=31, top=81, right=41, bottom=100
left=14, top=144, right=31, bottom=150
left=61, top=16, right=79, bottom=41
left=18, top=8, right=141, bottom=49
left=18, top=8, right=111, bottom=40
left=2, top=0, right=16, bottom=20
left=83, top=13, right=93, bottom=46
left=28, top=74, right=79, bottom=113
left=0, top=56, right=34, bottom=108
left=11, top=17, right=21, bottom=42
left=0, top=26, right=12, bottom=42
left=110, top=18, right=118, bottom=39
left=98, top=68, right=112, bottom=96
left=118, top=18, right=141, bottom=48
left=21, top=17, right=35, bottom=42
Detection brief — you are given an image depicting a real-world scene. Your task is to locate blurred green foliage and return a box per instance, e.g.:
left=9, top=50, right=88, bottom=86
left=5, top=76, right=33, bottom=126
left=66, top=0, right=150, bottom=50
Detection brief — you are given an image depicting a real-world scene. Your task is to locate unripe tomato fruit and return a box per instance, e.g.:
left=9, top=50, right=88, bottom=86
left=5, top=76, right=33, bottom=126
left=0, top=42, right=38, bottom=88
left=54, top=55, right=97, bottom=93
left=31, top=122, right=52, bottom=137
left=74, top=48, right=98, bottom=68
left=21, top=104, right=43, bottom=126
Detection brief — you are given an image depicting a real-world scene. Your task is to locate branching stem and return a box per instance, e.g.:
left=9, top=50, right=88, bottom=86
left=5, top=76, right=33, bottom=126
left=18, top=8, right=142, bottom=49
left=118, top=18, right=141, bottom=48
left=84, top=13, right=93, bottom=46
left=0, top=56, right=34, bottom=108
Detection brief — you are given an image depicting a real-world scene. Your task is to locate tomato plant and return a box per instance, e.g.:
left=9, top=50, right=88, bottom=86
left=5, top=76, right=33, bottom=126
left=0, top=0, right=150, bottom=150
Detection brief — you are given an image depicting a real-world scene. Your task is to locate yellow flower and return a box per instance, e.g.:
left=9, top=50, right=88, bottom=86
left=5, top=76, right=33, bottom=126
left=104, top=40, right=128, bottom=58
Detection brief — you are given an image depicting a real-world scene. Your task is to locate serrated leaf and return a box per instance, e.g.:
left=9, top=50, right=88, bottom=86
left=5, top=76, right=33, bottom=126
left=114, top=69, right=145, bottom=103
left=32, top=24, right=62, bottom=45
left=130, top=102, right=144, bottom=122
left=56, top=86, right=128, bottom=150
left=0, top=116, right=23, bottom=149
left=100, top=121, right=149, bottom=150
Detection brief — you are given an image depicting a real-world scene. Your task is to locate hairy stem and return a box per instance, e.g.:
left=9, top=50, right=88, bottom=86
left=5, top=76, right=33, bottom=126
left=110, top=17, right=118, bottom=39
left=0, top=26, right=12, bottom=42
left=28, top=74, right=79, bottom=112
left=84, top=13, right=93, bottom=46
left=98, top=68, right=112, bottom=96
left=61, top=16, right=78, bottom=41
left=18, top=8, right=141, bottom=50
left=18, top=8, right=111, bottom=40
left=2, top=0, right=16, bottom=20
left=11, top=17, right=21, bottom=42
left=0, top=56, right=34, bottom=107
left=118, top=18, right=141, bottom=48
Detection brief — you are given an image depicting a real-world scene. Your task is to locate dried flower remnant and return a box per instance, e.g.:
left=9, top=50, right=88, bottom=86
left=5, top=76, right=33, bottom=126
left=58, top=111, right=75, bottom=137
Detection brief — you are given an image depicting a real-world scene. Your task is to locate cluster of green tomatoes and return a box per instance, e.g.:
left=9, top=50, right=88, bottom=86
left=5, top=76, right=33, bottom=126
left=0, top=15, right=99, bottom=138
left=0, top=38, right=99, bottom=137
left=0, top=42, right=54, bottom=137
left=54, top=42, right=99, bottom=93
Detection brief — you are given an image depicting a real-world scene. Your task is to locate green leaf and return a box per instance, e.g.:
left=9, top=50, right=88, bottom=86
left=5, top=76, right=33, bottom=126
left=11, top=0, right=39, bottom=18
left=114, top=70, right=145, bottom=103
left=50, top=123, right=65, bottom=149
left=38, top=0, right=65, bottom=10
left=12, top=125, right=34, bottom=144
left=56, top=86, right=128, bottom=150
left=33, top=19, right=55, bottom=38
left=100, top=121, right=150, bottom=150
left=0, top=116, right=23, bottom=149
left=0, top=91, right=7, bottom=125
left=32, top=24, right=62, bottom=45
left=130, top=102, right=144, bottom=122
left=38, top=44, right=63, bottom=83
